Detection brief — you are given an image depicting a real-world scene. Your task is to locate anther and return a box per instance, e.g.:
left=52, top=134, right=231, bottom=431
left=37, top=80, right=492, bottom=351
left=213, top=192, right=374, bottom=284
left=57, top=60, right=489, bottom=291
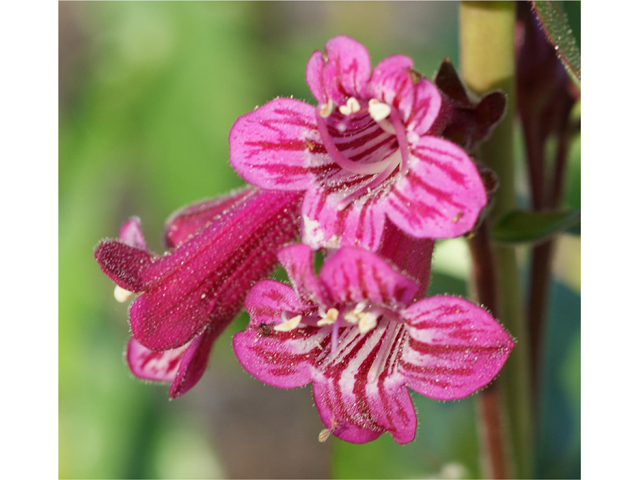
left=274, top=314, right=303, bottom=332
left=338, top=97, right=361, bottom=116
left=358, top=312, right=378, bottom=334
left=318, top=99, right=335, bottom=118
left=317, top=307, right=339, bottom=326
left=368, top=99, right=391, bottom=122
left=114, top=285, right=133, bottom=303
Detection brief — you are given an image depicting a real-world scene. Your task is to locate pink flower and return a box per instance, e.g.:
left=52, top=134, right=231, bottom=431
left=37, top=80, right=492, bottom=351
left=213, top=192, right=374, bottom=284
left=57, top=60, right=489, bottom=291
left=233, top=244, right=514, bottom=443
left=95, top=187, right=303, bottom=398
left=230, top=36, right=487, bottom=251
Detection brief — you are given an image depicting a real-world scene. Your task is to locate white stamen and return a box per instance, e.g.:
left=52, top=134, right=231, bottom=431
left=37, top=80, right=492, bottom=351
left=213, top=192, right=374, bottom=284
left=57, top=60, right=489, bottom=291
left=317, top=307, right=339, bottom=326
left=274, top=314, right=302, bottom=332
left=368, top=99, right=391, bottom=122
left=114, top=285, right=132, bottom=303
left=338, top=97, right=361, bottom=115
left=343, top=301, right=370, bottom=324
left=319, top=99, right=335, bottom=118
left=358, top=312, right=378, bottom=334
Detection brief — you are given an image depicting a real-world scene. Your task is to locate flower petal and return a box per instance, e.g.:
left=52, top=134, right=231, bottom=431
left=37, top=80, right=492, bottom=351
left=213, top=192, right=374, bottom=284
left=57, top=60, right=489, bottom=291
left=306, top=50, right=328, bottom=104
left=383, top=136, right=487, bottom=238
left=229, top=98, right=336, bottom=190
left=400, top=296, right=514, bottom=400
left=119, top=217, right=147, bottom=249
left=277, top=243, right=328, bottom=306
left=94, top=240, right=155, bottom=292
left=126, top=336, right=189, bottom=383
left=168, top=325, right=219, bottom=399
left=369, top=55, right=442, bottom=137
left=312, top=321, right=417, bottom=444
left=233, top=280, right=327, bottom=388
left=322, top=36, right=371, bottom=104
left=378, top=222, right=434, bottom=300
left=301, top=186, right=386, bottom=251
left=164, top=186, right=255, bottom=249
left=318, top=246, right=418, bottom=308
left=129, top=190, right=302, bottom=350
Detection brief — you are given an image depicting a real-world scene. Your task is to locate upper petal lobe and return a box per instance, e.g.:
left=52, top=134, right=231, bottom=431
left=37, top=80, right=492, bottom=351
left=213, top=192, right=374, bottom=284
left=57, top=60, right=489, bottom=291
left=229, top=98, right=334, bottom=191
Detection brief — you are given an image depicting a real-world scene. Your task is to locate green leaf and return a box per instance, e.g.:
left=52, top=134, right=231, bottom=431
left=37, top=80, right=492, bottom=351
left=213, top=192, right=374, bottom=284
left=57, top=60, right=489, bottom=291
left=532, top=1, right=581, bottom=84
left=491, top=210, right=580, bottom=245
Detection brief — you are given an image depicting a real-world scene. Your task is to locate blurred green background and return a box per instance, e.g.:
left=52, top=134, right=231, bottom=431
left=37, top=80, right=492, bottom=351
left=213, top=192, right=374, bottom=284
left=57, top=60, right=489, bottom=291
left=59, top=2, right=580, bottom=478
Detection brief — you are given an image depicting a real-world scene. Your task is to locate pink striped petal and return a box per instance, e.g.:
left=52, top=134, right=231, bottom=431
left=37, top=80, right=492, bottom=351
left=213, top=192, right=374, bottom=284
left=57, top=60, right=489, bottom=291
left=128, top=190, right=302, bottom=350
left=321, top=36, right=371, bottom=105
left=400, top=296, right=514, bottom=400
left=229, top=98, right=336, bottom=190
left=127, top=337, right=189, bottom=383
left=318, top=247, right=418, bottom=308
left=234, top=280, right=327, bottom=388
left=164, top=186, right=255, bottom=249
left=311, top=321, right=417, bottom=444
left=277, top=244, right=328, bottom=307
left=383, top=136, right=487, bottom=239
left=306, top=50, right=327, bottom=104
left=119, top=217, right=147, bottom=249
left=301, top=186, right=386, bottom=251
left=369, top=55, right=442, bottom=137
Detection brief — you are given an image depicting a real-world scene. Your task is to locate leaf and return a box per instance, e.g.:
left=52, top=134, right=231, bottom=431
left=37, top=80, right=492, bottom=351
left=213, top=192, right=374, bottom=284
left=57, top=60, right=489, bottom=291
left=532, top=1, right=581, bottom=84
left=491, top=210, right=580, bottom=245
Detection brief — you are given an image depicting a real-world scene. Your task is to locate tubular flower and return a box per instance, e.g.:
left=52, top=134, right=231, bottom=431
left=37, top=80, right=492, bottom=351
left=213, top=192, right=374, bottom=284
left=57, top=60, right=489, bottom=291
left=94, top=186, right=303, bottom=398
left=230, top=35, right=488, bottom=251
left=233, top=244, right=514, bottom=443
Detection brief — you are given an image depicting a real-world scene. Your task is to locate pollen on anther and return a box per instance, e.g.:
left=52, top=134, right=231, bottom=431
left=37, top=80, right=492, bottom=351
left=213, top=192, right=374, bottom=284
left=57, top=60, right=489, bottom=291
left=318, top=428, right=332, bottom=443
left=319, top=100, right=335, bottom=118
left=338, top=97, right=361, bottom=115
left=368, top=99, right=391, bottom=122
left=274, top=314, right=303, bottom=332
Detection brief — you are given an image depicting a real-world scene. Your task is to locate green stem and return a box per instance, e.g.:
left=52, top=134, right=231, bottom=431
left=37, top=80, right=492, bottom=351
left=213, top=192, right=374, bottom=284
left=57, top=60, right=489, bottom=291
left=460, top=2, right=532, bottom=478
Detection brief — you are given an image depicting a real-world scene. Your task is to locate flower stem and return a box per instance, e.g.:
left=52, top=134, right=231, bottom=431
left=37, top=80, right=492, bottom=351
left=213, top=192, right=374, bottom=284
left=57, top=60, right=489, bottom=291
left=460, top=2, right=532, bottom=478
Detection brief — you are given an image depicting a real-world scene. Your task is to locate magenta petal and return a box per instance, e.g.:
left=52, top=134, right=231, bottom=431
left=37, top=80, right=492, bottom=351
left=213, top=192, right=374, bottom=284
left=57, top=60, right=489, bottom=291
left=127, top=337, right=189, bottom=383
left=164, top=186, right=255, bottom=249
left=322, top=36, right=371, bottom=104
left=318, top=247, right=418, bottom=308
left=369, top=55, right=441, bottom=137
left=383, top=136, right=487, bottom=238
left=369, top=55, right=416, bottom=120
left=229, top=98, right=333, bottom=191
left=94, top=241, right=155, bottom=292
left=306, top=50, right=328, bottom=104
left=407, top=78, right=443, bottom=137
left=311, top=322, right=417, bottom=444
left=233, top=280, right=326, bottom=388
left=301, top=186, right=386, bottom=251
left=168, top=325, right=219, bottom=399
left=277, top=244, right=328, bottom=306
left=119, top=217, right=147, bottom=249
left=129, top=190, right=302, bottom=350
left=400, top=296, right=514, bottom=400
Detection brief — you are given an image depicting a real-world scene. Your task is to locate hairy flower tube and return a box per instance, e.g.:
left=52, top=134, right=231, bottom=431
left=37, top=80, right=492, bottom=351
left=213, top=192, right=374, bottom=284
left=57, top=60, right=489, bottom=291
left=94, top=186, right=303, bottom=398
left=230, top=35, right=488, bottom=251
left=233, top=244, right=514, bottom=443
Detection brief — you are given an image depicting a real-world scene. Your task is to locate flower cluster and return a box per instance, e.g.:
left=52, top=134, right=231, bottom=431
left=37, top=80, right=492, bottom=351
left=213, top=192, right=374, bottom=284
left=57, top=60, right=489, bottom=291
left=94, top=35, right=512, bottom=443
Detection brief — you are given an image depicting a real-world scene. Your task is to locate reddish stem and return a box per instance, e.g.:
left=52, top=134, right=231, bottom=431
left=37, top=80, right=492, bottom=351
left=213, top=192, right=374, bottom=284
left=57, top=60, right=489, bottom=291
left=468, top=221, right=510, bottom=479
